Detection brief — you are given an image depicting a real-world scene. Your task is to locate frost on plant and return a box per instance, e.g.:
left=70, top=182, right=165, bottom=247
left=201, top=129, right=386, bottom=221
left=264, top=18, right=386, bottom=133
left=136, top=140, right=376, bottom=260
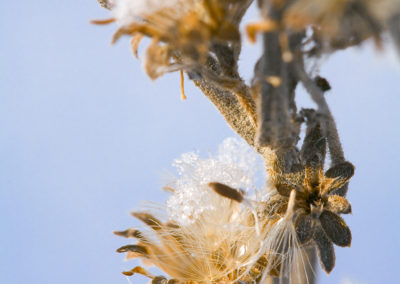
left=166, top=138, right=263, bottom=226
left=94, top=0, right=400, bottom=283
left=114, top=138, right=312, bottom=283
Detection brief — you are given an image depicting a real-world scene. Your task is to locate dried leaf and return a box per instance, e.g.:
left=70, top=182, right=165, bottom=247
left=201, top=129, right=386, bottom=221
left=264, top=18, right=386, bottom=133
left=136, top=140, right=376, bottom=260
left=319, top=210, right=352, bottom=247
left=313, top=227, right=335, bottom=273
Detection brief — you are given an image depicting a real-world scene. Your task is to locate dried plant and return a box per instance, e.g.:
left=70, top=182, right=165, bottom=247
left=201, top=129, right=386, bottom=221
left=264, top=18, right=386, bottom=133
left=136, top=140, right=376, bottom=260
left=94, top=0, right=400, bottom=283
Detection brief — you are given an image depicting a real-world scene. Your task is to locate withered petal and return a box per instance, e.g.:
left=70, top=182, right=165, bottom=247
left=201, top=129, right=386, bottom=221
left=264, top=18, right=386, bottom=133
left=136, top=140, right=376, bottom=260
left=325, top=195, right=352, bottom=214
left=313, top=226, right=336, bottom=273
left=295, top=214, right=314, bottom=244
left=319, top=210, right=352, bottom=247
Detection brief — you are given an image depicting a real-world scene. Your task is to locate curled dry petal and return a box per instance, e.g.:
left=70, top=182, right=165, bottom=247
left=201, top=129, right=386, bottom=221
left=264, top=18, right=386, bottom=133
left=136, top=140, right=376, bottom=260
left=325, top=195, right=352, bottom=214
left=313, top=226, right=335, bottom=273
left=319, top=210, right=352, bottom=247
left=295, top=214, right=313, bottom=244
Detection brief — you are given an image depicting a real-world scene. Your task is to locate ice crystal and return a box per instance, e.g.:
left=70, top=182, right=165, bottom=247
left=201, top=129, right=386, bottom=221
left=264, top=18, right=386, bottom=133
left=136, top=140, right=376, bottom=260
left=166, top=137, right=263, bottom=226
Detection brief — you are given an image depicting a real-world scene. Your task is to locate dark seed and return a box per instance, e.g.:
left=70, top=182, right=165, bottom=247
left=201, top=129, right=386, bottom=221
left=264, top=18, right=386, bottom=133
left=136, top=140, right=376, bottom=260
left=208, top=182, right=244, bottom=203
left=319, top=210, right=352, bottom=247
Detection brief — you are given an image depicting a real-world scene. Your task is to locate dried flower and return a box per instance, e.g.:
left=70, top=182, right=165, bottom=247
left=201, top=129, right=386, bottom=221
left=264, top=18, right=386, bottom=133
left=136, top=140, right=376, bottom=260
left=114, top=138, right=313, bottom=283
left=101, top=0, right=251, bottom=81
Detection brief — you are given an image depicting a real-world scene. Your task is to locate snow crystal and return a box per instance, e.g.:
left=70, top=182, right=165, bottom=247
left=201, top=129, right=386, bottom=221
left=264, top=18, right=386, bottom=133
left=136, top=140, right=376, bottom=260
left=166, top=137, right=264, bottom=226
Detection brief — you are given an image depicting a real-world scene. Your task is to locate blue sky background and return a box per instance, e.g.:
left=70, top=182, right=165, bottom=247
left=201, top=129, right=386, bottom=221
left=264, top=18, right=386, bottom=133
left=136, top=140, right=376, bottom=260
left=1, top=1, right=399, bottom=284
